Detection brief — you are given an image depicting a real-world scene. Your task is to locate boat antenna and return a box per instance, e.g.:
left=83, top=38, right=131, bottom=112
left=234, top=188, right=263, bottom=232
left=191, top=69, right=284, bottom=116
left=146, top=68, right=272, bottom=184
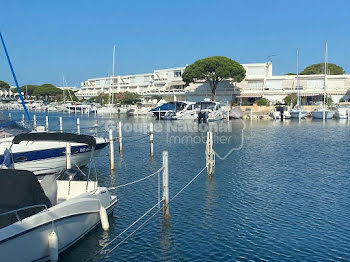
left=0, top=31, right=31, bottom=121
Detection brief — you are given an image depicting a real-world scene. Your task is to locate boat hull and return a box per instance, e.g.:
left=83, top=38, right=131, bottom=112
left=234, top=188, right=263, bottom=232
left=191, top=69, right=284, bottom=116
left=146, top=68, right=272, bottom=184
left=290, top=111, right=307, bottom=119
left=334, top=108, right=349, bottom=119
left=0, top=191, right=117, bottom=262
left=0, top=137, right=108, bottom=175
left=312, top=110, right=334, bottom=119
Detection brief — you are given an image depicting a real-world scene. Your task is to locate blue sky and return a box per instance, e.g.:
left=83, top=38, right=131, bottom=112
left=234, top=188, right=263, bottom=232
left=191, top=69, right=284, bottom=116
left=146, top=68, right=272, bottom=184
left=1, top=0, right=350, bottom=87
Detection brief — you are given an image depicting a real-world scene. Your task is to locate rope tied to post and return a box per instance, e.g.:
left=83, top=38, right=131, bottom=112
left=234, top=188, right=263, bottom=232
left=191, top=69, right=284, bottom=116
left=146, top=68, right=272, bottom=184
left=108, top=166, right=164, bottom=190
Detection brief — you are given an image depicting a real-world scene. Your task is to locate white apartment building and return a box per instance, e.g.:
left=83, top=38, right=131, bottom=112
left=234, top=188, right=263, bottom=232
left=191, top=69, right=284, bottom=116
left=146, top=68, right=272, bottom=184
left=77, top=66, right=187, bottom=99
left=77, top=61, right=350, bottom=104
left=77, top=62, right=272, bottom=99
left=0, top=86, right=16, bottom=100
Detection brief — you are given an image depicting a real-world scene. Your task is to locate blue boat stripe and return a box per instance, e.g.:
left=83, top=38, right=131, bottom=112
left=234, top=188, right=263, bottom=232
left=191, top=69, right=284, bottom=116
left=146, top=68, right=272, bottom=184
left=0, top=142, right=108, bottom=164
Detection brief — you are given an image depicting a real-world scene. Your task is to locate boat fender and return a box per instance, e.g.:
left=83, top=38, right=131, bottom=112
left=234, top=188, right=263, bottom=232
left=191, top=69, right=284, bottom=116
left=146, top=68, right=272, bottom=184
left=48, top=231, right=58, bottom=262
left=100, top=206, right=109, bottom=231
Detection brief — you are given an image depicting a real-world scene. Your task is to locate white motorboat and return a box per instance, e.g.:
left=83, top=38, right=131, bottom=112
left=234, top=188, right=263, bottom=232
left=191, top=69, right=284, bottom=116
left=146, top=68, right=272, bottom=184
left=97, top=104, right=125, bottom=115
left=334, top=103, right=350, bottom=119
left=170, top=102, right=198, bottom=120
left=0, top=120, right=108, bottom=175
left=290, top=108, right=307, bottom=119
left=0, top=133, right=117, bottom=261
left=197, top=101, right=224, bottom=122
left=150, top=101, right=189, bottom=120
left=66, top=104, right=92, bottom=114
left=270, top=110, right=281, bottom=120
left=129, top=107, right=153, bottom=117
left=312, top=107, right=334, bottom=119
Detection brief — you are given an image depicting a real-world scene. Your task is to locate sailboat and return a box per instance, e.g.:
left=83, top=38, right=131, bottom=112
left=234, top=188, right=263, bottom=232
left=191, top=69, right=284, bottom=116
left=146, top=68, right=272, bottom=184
left=290, top=49, right=307, bottom=119
left=97, top=45, right=127, bottom=115
left=312, top=41, right=334, bottom=120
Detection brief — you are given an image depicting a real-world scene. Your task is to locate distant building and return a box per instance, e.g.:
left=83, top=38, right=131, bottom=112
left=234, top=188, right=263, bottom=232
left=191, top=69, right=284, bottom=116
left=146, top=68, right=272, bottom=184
left=0, top=86, right=17, bottom=101
left=76, top=62, right=350, bottom=104
left=56, top=86, right=79, bottom=92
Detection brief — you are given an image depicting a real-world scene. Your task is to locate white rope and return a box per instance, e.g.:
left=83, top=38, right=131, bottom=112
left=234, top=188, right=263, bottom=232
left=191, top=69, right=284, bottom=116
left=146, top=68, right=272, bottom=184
left=95, top=165, right=208, bottom=259
left=108, top=167, right=163, bottom=190
left=89, top=199, right=163, bottom=260
left=169, top=165, right=207, bottom=203
left=106, top=204, right=162, bottom=254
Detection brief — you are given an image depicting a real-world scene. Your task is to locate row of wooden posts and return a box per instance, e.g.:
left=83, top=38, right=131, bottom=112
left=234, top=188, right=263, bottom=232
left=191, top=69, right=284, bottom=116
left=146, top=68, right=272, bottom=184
left=16, top=113, right=213, bottom=219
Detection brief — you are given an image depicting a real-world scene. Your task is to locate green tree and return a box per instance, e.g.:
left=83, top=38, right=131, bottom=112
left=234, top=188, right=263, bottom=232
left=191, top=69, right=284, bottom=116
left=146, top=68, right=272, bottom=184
left=284, top=73, right=296, bottom=75
left=256, top=98, right=270, bottom=106
left=0, top=80, right=10, bottom=89
left=114, top=91, right=139, bottom=104
left=182, top=56, right=246, bottom=101
left=284, top=93, right=298, bottom=107
left=325, top=95, right=333, bottom=105
left=300, top=63, right=345, bottom=75
left=88, top=94, right=110, bottom=105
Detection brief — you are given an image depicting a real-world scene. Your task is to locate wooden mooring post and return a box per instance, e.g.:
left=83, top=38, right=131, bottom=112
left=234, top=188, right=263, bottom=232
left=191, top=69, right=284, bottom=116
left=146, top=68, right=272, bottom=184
left=109, top=129, right=114, bottom=170
left=45, top=116, right=49, bottom=131
left=149, top=123, right=154, bottom=158
left=76, top=118, right=80, bottom=135
left=65, top=143, right=71, bottom=169
left=33, top=115, right=37, bottom=129
left=59, top=117, right=63, bottom=133
left=118, top=121, right=122, bottom=153
left=206, top=131, right=214, bottom=176
left=226, top=103, right=230, bottom=121
left=162, top=151, right=169, bottom=218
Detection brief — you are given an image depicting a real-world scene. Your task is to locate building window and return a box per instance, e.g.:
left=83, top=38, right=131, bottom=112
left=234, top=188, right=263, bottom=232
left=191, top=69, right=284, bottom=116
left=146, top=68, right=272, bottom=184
left=174, top=71, right=182, bottom=78
left=247, top=81, right=264, bottom=89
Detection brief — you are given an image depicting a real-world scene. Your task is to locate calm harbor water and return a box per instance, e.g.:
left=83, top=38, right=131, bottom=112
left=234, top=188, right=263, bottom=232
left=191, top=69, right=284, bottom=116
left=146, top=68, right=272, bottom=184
left=5, top=111, right=350, bottom=261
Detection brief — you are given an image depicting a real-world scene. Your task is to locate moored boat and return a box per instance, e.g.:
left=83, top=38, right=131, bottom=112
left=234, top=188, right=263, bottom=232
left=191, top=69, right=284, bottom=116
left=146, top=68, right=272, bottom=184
left=0, top=133, right=117, bottom=261
left=334, top=103, right=350, bottom=119
left=311, top=108, right=334, bottom=119
left=290, top=108, right=307, bottom=119
left=0, top=120, right=108, bottom=175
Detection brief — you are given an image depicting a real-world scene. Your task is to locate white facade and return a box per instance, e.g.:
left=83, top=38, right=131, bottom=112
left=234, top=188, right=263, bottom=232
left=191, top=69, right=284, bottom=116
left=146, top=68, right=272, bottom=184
left=77, top=61, right=350, bottom=104
left=57, top=86, right=79, bottom=92
left=0, top=86, right=16, bottom=100
left=77, top=67, right=186, bottom=99
left=76, top=62, right=272, bottom=99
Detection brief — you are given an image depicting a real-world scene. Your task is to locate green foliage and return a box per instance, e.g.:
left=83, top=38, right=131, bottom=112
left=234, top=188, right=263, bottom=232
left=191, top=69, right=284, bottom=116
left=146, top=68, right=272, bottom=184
left=0, top=80, right=10, bottom=89
left=88, top=92, right=139, bottom=105
left=284, top=93, right=298, bottom=107
left=182, top=56, right=246, bottom=101
left=255, top=98, right=270, bottom=106
left=285, top=73, right=296, bottom=75
left=114, top=92, right=140, bottom=104
left=300, top=63, right=345, bottom=75
left=325, top=95, right=333, bottom=105
left=88, top=94, right=109, bottom=104
left=12, top=84, right=64, bottom=101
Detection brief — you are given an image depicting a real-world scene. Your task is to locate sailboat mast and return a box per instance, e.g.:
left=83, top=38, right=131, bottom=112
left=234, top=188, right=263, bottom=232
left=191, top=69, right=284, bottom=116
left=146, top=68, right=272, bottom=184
left=62, top=75, right=66, bottom=103
left=111, top=45, right=116, bottom=105
left=324, top=41, right=327, bottom=107
left=296, top=48, right=301, bottom=108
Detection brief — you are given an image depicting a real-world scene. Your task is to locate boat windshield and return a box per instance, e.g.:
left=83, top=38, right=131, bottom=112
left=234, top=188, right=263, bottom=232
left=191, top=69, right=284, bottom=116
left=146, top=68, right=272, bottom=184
left=196, top=102, right=216, bottom=110
left=0, top=120, right=29, bottom=138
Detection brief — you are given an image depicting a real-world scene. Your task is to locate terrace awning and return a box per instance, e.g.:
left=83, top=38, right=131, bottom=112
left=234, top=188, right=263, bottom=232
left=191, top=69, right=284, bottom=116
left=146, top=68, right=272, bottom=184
left=237, top=94, right=262, bottom=98
left=168, top=80, right=185, bottom=86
